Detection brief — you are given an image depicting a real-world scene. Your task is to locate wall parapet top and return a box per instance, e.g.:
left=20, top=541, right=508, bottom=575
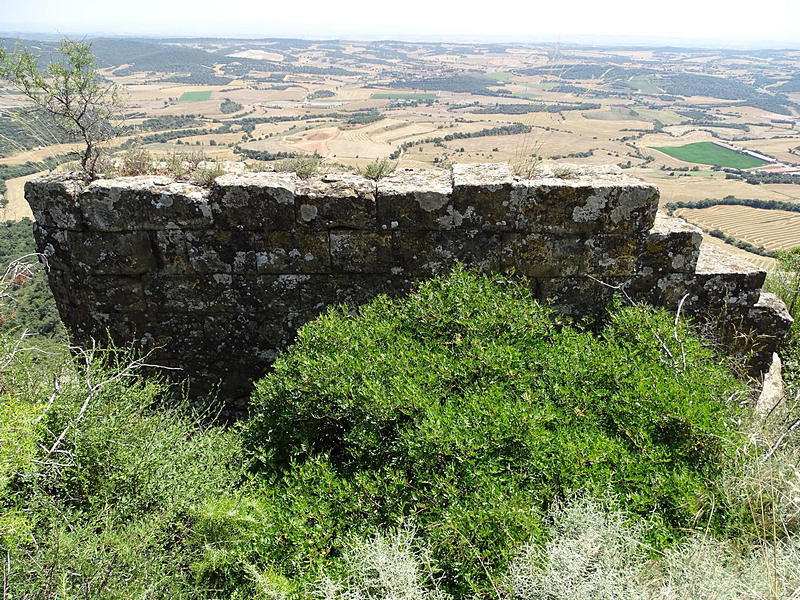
left=25, top=163, right=791, bottom=404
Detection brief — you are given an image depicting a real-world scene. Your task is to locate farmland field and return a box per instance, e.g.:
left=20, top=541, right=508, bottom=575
left=370, top=93, right=437, bottom=100
left=1, top=36, right=799, bottom=270
left=485, top=72, right=513, bottom=82
left=178, top=91, right=212, bottom=102
left=627, top=76, right=663, bottom=93
left=675, top=205, right=800, bottom=251
left=651, top=142, right=770, bottom=169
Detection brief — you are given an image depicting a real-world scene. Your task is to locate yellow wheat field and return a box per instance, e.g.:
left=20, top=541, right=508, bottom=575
left=700, top=236, right=776, bottom=271
left=675, top=205, right=800, bottom=251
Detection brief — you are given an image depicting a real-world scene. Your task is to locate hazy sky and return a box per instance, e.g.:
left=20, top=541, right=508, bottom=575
left=2, top=0, right=799, bottom=47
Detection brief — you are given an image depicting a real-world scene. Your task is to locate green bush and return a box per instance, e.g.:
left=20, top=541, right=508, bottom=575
left=0, top=219, right=65, bottom=338
left=238, top=269, right=744, bottom=596
left=191, top=161, right=226, bottom=186
left=221, top=98, right=244, bottom=114
left=274, top=153, right=321, bottom=176
left=357, top=158, right=397, bottom=180
left=1, top=338, right=243, bottom=596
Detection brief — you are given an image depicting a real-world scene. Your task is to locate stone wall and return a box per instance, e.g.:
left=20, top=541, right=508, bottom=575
left=26, top=163, right=793, bottom=402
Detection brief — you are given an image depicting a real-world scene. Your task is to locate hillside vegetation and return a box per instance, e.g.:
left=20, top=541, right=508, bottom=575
left=0, top=219, right=64, bottom=338
left=2, top=267, right=799, bottom=598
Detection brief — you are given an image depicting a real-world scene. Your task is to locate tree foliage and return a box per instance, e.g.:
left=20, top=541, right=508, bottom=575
left=0, top=38, right=121, bottom=178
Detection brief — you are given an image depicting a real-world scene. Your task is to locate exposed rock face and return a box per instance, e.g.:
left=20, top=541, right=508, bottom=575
left=26, top=163, right=793, bottom=404
left=757, top=353, right=784, bottom=417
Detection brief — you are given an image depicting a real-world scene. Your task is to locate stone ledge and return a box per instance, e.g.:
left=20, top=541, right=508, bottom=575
left=25, top=163, right=792, bottom=403
left=637, top=212, right=703, bottom=275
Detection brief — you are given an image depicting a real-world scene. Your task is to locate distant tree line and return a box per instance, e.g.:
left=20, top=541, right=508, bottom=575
left=706, top=228, right=775, bottom=257
left=722, top=170, right=800, bottom=185
left=234, top=148, right=295, bottom=161
left=468, top=102, right=601, bottom=114
left=550, top=149, right=595, bottom=160
left=388, top=123, right=531, bottom=159
left=220, top=98, right=244, bottom=114
left=389, top=74, right=513, bottom=97
left=666, top=196, right=800, bottom=214
left=687, top=121, right=750, bottom=131
left=308, top=90, right=336, bottom=100
left=138, top=115, right=204, bottom=131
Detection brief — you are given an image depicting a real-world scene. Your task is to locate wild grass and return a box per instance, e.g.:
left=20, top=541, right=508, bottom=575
left=316, top=527, right=451, bottom=600
left=191, top=161, right=226, bottom=186
left=273, top=153, right=321, bottom=177
left=2, top=263, right=799, bottom=598
left=119, top=143, right=153, bottom=176
left=0, top=337, right=242, bottom=596
left=506, top=497, right=800, bottom=600
left=357, top=158, right=397, bottom=180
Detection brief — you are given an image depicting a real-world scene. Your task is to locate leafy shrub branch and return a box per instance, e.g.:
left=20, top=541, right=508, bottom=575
left=0, top=38, right=121, bottom=178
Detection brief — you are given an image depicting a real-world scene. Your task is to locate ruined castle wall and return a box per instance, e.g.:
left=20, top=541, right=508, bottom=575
left=26, top=163, right=792, bottom=401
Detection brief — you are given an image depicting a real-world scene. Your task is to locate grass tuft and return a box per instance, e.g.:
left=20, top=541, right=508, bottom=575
left=274, top=153, right=321, bottom=177
left=357, top=158, right=397, bottom=180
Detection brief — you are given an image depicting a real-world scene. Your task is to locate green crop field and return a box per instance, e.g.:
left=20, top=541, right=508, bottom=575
left=628, top=76, right=663, bottom=94
left=584, top=107, right=682, bottom=124
left=178, top=90, right=212, bottom=102
left=371, top=92, right=437, bottom=100
left=651, top=142, right=770, bottom=169
left=485, top=71, right=513, bottom=82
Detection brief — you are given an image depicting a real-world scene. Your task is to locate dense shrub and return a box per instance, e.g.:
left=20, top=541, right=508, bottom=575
left=234, top=269, right=744, bottom=596
left=6, top=267, right=786, bottom=598
left=0, top=219, right=64, bottom=337
left=0, top=339, right=243, bottom=597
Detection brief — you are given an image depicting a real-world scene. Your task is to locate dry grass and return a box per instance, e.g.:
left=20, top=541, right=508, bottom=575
left=0, top=171, right=42, bottom=220
left=676, top=205, right=800, bottom=251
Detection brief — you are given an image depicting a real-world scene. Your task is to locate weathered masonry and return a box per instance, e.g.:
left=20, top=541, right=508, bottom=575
left=26, top=163, right=793, bottom=401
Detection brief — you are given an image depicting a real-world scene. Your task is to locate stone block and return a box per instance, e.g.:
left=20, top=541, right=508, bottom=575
left=501, top=233, right=586, bottom=277
left=253, top=231, right=330, bottom=274
left=153, top=230, right=193, bottom=276
left=296, top=173, right=376, bottom=229
left=637, top=212, right=702, bottom=274
left=80, top=177, right=212, bottom=232
left=693, top=242, right=766, bottom=309
left=33, top=225, right=80, bottom=273
left=536, top=276, right=622, bottom=318
left=742, top=292, right=794, bottom=372
left=627, top=272, right=694, bottom=312
left=211, top=172, right=297, bottom=230
left=330, top=230, right=390, bottom=273
left=25, top=172, right=86, bottom=230
left=451, top=163, right=516, bottom=231
left=239, top=274, right=303, bottom=314
left=502, top=234, right=636, bottom=278
left=377, top=168, right=454, bottom=230
left=512, top=165, right=659, bottom=235
left=584, top=235, right=639, bottom=276
left=183, top=230, right=254, bottom=274
left=144, top=274, right=238, bottom=314
left=86, top=275, right=145, bottom=313
left=391, top=230, right=502, bottom=276
left=299, top=274, right=412, bottom=322
left=73, top=231, right=156, bottom=276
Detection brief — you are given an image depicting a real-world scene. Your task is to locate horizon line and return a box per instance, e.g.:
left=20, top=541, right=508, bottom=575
left=2, top=29, right=799, bottom=52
